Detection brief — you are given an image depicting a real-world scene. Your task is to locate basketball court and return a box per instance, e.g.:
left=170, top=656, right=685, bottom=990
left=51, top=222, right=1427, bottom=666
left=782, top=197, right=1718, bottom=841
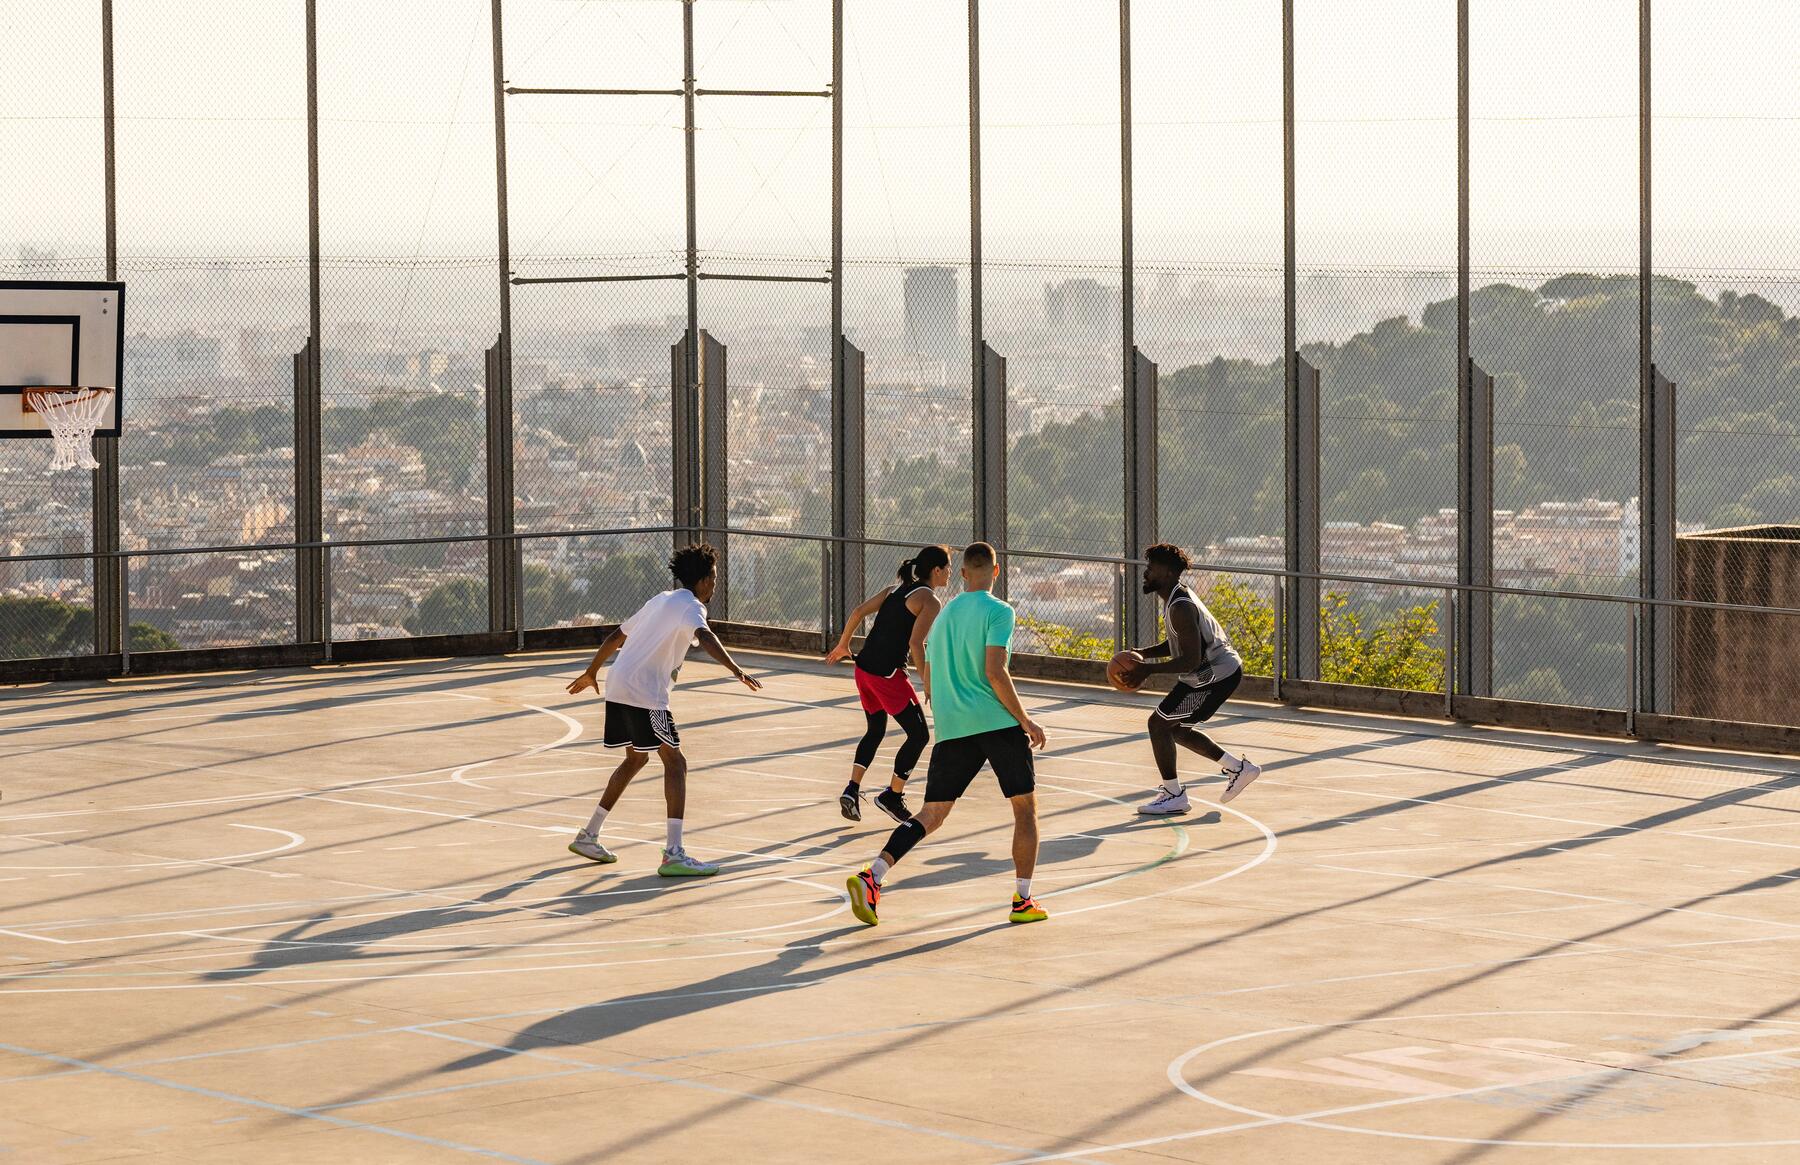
left=3, top=650, right=1799, bottom=1163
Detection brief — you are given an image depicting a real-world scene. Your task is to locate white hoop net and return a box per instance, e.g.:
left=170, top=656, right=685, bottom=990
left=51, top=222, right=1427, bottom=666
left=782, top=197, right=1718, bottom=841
left=30, top=389, right=113, bottom=472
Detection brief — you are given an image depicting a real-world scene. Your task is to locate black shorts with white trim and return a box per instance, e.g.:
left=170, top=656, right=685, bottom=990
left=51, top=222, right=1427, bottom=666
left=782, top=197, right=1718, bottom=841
left=603, top=700, right=681, bottom=752
left=1154, top=668, right=1242, bottom=725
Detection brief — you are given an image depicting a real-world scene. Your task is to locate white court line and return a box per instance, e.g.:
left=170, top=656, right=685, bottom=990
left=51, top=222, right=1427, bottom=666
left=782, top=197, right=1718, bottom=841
left=0, top=1037, right=551, bottom=1164
left=1000, top=1017, right=1800, bottom=1163
left=2, top=679, right=1784, bottom=1016
left=0, top=824, right=304, bottom=873
left=407, top=1027, right=1100, bottom=1162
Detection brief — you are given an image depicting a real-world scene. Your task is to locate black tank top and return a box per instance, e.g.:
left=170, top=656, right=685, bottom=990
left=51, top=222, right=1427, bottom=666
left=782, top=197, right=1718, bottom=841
left=855, top=581, right=928, bottom=677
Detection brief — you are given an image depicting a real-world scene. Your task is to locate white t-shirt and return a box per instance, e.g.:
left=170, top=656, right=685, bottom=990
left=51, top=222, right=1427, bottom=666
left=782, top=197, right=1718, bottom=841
left=604, top=589, right=709, bottom=711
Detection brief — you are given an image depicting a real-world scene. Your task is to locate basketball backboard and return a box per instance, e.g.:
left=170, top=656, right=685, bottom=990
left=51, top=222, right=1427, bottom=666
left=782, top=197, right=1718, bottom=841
left=1, top=280, right=125, bottom=438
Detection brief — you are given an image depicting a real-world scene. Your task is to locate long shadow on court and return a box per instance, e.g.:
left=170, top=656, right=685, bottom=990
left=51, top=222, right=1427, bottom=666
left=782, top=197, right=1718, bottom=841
left=1028, top=795, right=1800, bottom=1159
left=194, top=865, right=646, bottom=979
left=436, top=925, right=994, bottom=1074
left=190, top=824, right=855, bottom=981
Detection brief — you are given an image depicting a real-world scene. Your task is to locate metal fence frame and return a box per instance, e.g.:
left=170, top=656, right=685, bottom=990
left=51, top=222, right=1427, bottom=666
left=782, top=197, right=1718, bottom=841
left=4, top=522, right=1797, bottom=746
left=3, top=1, right=1785, bottom=747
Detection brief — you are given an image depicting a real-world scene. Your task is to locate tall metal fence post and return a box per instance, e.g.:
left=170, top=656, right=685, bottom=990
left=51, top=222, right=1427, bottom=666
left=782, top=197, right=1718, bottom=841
left=322, top=543, right=334, bottom=662
left=1286, top=357, right=1321, bottom=681
left=1443, top=588, right=1456, bottom=718
left=701, top=331, right=729, bottom=617
left=977, top=344, right=1008, bottom=598
left=485, top=340, right=517, bottom=635
left=1641, top=368, right=1676, bottom=713
left=1120, top=0, right=1149, bottom=646
left=1638, top=0, right=1673, bottom=717
left=1273, top=576, right=1286, bottom=700
left=1454, top=0, right=1494, bottom=697
left=513, top=535, right=525, bottom=650
left=1459, top=359, right=1494, bottom=695
left=297, top=0, right=324, bottom=647
left=671, top=338, right=697, bottom=549
left=293, top=340, right=323, bottom=643
left=1124, top=349, right=1157, bottom=646
left=820, top=541, right=834, bottom=652
left=119, top=554, right=131, bottom=676
left=836, top=338, right=866, bottom=625
left=1281, top=1, right=1316, bottom=681
left=968, top=0, right=988, bottom=569
left=1626, top=601, right=1640, bottom=736
left=682, top=0, right=700, bottom=551
left=489, top=0, right=518, bottom=639
left=93, top=0, right=122, bottom=660
left=829, top=0, right=855, bottom=631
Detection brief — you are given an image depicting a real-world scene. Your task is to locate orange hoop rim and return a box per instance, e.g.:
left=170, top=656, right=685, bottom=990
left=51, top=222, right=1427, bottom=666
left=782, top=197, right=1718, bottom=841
left=21, top=386, right=114, bottom=414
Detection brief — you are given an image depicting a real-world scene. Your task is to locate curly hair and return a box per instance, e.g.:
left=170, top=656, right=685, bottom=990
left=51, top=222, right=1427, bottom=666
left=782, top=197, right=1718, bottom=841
left=669, top=543, right=719, bottom=588
left=1144, top=542, right=1191, bottom=573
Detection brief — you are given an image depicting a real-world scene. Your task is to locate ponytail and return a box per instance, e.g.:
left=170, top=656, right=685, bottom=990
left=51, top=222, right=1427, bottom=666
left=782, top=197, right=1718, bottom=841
left=898, top=543, right=951, bottom=585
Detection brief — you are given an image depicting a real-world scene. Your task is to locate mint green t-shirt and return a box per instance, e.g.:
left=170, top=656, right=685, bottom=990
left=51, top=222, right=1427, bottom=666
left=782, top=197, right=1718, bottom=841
left=925, top=589, right=1019, bottom=741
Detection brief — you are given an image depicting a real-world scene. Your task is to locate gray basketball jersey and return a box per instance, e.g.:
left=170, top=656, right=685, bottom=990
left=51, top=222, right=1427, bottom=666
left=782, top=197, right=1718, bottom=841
left=1164, top=583, right=1243, bottom=687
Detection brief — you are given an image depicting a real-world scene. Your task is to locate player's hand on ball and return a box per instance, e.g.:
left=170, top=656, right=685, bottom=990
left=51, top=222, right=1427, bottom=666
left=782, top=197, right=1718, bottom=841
left=1118, top=659, right=1146, bottom=686
left=566, top=671, right=598, bottom=696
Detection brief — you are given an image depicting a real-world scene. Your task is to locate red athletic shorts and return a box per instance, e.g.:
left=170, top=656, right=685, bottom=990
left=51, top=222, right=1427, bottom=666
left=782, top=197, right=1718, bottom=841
left=854, top=665, right=919, bottom=716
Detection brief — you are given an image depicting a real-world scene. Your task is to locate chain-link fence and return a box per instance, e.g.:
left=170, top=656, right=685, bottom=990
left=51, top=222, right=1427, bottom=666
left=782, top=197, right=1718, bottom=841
left=5, top=3, right=1800, bottom=735
left=0, top=4, right=105, bottom=659
left=112, top=2, right=308, bottom=650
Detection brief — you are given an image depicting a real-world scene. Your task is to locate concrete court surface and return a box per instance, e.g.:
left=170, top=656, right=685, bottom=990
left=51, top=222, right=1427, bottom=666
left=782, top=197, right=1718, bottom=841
left=2, top=649, right=1800, bottom=1165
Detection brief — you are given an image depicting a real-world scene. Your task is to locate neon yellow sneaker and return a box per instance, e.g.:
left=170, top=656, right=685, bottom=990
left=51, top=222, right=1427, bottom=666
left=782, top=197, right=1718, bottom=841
left=658, top=847, right=720, bottom=877
left=1008, top=894, right=1048, bottom=924
left=846, top=866, right=881, bottom=926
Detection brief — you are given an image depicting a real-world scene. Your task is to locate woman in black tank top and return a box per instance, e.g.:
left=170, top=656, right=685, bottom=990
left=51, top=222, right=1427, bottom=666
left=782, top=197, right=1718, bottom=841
left=825, top=545, right=951, bottom=823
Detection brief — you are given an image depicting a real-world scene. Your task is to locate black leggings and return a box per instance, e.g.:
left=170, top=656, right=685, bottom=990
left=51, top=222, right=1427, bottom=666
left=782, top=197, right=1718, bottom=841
left=853, top=704, right=929, bottom=779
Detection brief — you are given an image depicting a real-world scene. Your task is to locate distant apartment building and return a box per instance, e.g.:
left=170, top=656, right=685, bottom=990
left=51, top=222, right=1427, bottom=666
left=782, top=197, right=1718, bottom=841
left=125, top=329, right=223, bottom=386
left=904, top=267, right=960, bottom=365
left=1042, top=278, right=1120, bottom=340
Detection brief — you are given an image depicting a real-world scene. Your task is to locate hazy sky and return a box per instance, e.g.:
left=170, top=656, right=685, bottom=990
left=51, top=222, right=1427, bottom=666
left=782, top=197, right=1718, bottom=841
left=3, top=1, right=1797, bottom=276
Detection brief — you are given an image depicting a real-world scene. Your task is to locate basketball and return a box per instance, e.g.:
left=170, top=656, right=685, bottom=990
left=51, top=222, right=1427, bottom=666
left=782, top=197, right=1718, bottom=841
left=1107, top=649, right=1145, bottom=692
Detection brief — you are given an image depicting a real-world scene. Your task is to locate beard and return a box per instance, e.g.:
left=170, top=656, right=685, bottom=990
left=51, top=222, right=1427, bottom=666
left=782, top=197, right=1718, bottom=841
left=1140, top=575, right=1159, bottom=594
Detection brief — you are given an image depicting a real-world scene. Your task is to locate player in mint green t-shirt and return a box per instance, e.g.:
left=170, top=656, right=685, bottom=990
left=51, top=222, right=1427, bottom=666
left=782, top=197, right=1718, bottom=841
left=845, top=542, right=1050, bottom=927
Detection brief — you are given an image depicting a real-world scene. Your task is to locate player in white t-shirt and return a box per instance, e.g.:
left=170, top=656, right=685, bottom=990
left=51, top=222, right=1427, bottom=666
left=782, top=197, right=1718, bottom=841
left=564, top=543, right=761, bottom=876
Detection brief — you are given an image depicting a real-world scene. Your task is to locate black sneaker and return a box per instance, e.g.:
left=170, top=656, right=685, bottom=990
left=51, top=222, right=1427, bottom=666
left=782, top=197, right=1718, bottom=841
left=838, top=784, right=863, bottom=822
left=874, top=787, right=911, bottom=824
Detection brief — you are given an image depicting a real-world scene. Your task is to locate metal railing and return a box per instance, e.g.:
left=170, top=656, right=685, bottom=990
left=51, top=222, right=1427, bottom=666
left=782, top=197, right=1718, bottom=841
left=6, top=523, right=1799, bottom=740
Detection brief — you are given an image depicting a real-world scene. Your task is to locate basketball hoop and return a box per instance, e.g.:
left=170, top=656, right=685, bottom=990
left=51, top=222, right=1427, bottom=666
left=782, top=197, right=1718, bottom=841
left=23, top=387, right=115, bottom=471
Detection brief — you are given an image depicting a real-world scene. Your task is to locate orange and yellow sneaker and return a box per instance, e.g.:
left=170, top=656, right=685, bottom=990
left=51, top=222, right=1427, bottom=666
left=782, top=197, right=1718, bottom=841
left=847, top=866, right=881, bottom=926
left=1008, top=894, right=1048, bottom=924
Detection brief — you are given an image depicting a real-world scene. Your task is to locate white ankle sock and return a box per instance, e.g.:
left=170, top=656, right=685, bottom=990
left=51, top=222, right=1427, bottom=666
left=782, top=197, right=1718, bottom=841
left=666, top=818, right=683, bottom=851
left=1160, top=777, right=1182, bottom=796
left=1219, top=752, right=1242, bottom=774
left=870, top=857, right=890, bottom=884
left=583, top=805, right=609, bottom=835
left=1016, top=878, right=1031, bottom=900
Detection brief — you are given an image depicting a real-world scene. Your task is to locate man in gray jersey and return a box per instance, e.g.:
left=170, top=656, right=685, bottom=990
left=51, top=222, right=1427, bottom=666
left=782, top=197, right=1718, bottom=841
left=1116, top=542, right=1262, bottom=814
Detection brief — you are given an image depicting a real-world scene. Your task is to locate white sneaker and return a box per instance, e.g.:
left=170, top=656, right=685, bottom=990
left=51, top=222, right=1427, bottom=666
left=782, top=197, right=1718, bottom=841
left=568, top=831, right=618, bottom=864
left=1221, top=757, right=1262, bottom=803
left=1138, top=787, right=1191, bottom=816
